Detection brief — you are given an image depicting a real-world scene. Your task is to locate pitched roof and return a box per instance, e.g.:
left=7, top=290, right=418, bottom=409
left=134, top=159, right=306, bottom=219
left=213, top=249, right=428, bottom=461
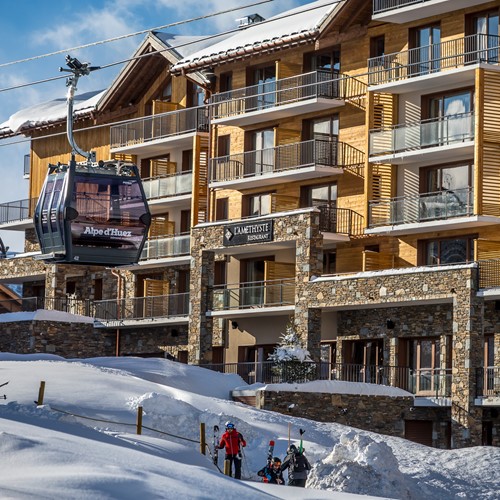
left=171, top=0, right=344, bottom=74
left=0, top=90, right=104, bottom=139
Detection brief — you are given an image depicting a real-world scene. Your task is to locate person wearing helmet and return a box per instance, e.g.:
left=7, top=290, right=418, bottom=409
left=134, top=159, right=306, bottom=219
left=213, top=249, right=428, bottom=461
left=281, top=444, right=311, bottom=487
left=217, top=421, right=246, bottom=479
left=257, top=457, right=284, bottom=485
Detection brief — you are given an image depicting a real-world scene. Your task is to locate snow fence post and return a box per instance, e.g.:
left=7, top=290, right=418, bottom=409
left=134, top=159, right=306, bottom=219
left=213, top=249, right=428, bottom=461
left=200, top=422, right=206, bottom=455
left=36, top=381, right=45, bottom=406
left=136, top=406, right=143, bottom=435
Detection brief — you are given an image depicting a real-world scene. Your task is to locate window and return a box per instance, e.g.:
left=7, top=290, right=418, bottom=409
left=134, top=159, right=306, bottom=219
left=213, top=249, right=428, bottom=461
left=240, top=257, right=272, bottom=307
left=305, top=116, right=339, bottom=166
left=408, top=338, right=446, bottom=395
left=220, top=72, right=233, bottom=93
left=215, top=198, right=228, bottom=221
left=248, top=129, right=274, bottom=175
left=245, top=192, right=272, bottom=217
left=302, top=183, right=339, bottom=232
left=410, top=24, right=441, bottom=75
left=182, top=150, right=193, bottom=172
left=419, top=163, right=473, bottom=220
left=466, top=10, right=499, bottom=63
left=250, top=65, right=276, bottom=109
left=306, top=48, right=341, bottom=73
left=420, top=235, right=475, bottom=266
left=180, top=210, right=191, bottom=234
left=370, top=35, right=385, bottom=59
left=187, top=81, right=205, bottom=107
left=217, top=135, right=231, bottom=156
left=423, top=89, right=474, bottom=147
left=323, top=251, right=336, bottom=274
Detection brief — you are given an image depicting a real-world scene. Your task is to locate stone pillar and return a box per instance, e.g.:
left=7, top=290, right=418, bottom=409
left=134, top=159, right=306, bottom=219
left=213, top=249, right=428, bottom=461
left=188, top=247, right=214, bottom=364
left=294, top=211, right=323, bottom=361
left=451, top=273, right=484, bottom=447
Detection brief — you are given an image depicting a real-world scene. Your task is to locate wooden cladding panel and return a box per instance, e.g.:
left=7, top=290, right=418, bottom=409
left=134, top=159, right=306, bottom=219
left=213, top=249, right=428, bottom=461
left=143, top=279, right=169, bottom=297
left=482, top=71, right=500, bottom=144
left=372, top=164, right=394, bottom=199
left=112, top=153, right=138, bottom=164
left=476, top=240, right=500, bottom=261
left=150, top=217, right=175, bottom=237
left=152, top=100, right=179, bottom=115
left=275, top=127, right=301, bottom=146
left=481, top=143, right=500, bottom=217
left=150, top=159, right=176, bottom=176
left=373, top=93, right=397, bottom=129
left=192, top=134, right=209, bottom=225
left=277, top=60, right=302, bottom=80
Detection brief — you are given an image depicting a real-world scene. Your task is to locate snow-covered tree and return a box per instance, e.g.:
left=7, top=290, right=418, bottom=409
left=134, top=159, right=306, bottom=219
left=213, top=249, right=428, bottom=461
left=268, top=319, right=316, bottom=383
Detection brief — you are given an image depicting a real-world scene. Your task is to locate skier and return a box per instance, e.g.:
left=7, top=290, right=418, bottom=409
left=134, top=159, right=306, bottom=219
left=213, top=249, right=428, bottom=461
left=257, top=457, right=284, bottom=484
left=217, top=421, right=246, bottom=479
left=281, top=444, right=311, bottom=487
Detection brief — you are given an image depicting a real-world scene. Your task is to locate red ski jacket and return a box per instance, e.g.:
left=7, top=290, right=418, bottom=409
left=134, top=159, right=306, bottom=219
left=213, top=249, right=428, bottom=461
left=218, top=430, right=246, bottom=455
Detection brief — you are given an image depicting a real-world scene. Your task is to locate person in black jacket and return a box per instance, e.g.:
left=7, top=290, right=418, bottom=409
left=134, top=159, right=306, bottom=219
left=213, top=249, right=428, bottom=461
left=280, top=444, right=311, bottom=487
left=257, top=457, right=284, bottom=484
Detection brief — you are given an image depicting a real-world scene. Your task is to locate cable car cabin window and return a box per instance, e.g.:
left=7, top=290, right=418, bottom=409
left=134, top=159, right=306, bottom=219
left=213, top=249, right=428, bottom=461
left=71, top=174, right=147, bottom=251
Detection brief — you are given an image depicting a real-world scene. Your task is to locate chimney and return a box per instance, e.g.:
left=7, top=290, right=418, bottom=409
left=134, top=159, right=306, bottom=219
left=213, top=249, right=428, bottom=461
left=236, top=13, right=265, bottom=28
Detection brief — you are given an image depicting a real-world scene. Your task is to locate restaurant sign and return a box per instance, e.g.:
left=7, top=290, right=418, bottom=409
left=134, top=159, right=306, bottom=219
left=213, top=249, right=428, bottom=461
left=223, top=220, right=274, bottom=246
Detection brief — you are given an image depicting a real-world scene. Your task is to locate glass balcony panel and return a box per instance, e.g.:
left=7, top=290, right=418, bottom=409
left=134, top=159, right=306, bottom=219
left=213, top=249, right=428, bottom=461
left=143, top=171, right=192, bottom=200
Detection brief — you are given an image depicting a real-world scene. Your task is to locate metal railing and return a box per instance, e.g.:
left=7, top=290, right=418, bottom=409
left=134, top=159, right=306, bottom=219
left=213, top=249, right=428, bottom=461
left=93, top=293, right=189, bottom=321
left=0, top=197, right=38, bottom=224
left=0, top=296, right=94, bottom=316
left=202, top=361, right=451, bottom=395
left=142, top=171, right=192, bottom=200
left=317, top=205, right=365, bottom=236
left=369, top=112, right=474, bottom=156
left=478, top=259, right=500, bottom=289
left=210, top=70, right=366, bottom=120
left=212, top=279, right=296, bottom=310
left=373, top=0, right=430, bottom=14
left=476, top=367, right=500, bottom=397
left=368, top=187, right=473, bottom=227
left=110, top=107, right=208, bottom=149
left=140, top=234, right=190, bottom=260
left=368, top=34, right=500, bottom=85
left=210, top=139, right=364, bottom=183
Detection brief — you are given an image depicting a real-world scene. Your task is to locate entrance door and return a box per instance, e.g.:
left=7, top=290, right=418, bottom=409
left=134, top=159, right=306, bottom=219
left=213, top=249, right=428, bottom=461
left=343, top=339, right=383, bottom=383
left=405, top=420, right=433, bottom=446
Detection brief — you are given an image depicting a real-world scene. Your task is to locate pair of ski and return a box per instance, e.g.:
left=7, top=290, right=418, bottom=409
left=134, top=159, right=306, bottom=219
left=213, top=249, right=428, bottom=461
left=0, top=381, right=8, bottom=400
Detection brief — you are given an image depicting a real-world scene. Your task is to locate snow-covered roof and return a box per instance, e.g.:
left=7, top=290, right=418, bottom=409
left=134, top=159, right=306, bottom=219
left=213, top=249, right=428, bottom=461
left=153, top=32, right=231, bottom=60
left=0, top=89, right=104, bottom=137
left=171, top=0, right=342, bottom=73
left=0, top=309, right=95, bottom=324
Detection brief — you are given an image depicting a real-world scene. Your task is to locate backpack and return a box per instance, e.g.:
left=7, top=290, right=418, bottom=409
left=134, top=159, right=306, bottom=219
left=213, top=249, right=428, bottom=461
left=292, top=453, right=308, bottom=473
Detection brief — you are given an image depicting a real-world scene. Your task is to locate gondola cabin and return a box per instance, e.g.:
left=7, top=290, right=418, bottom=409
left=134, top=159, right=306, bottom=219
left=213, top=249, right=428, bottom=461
left=34, top=160, right=151, bottom=266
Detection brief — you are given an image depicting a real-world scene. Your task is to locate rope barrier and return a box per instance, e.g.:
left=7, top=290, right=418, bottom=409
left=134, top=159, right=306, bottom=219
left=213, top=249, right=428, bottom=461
left=49, top=405, right=200, bottom=444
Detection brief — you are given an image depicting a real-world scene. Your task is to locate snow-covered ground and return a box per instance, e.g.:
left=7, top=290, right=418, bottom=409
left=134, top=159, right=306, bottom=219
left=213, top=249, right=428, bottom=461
left=0, top=354, right=498, bottom=499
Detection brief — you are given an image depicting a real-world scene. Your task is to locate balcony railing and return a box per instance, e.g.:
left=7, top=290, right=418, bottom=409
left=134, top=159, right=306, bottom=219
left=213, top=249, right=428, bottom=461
left=213, top=279, right=295, bottom=311
left=369, top=112, right=474, bottom=157
left=140, top=234, right=190, bottom=260
left=210, top=140, right=364, bottom=183
left=368, top=34, right=500, bottom=85
left=202, top=360, right=451, bottom=395
left=93, top=293, right=189, bottom=321
left=373, top=0, right=429, bottom=14
left=142, top=171, right=192, bottom=200
left=368, top=187, right=473, bottom=227
left=317, top=205, right=365, bottom=236
left=0, top=296, right=93, bottom=316
left=110, top=107, right=208, bottom=149
left=210, top=70, right=366, bottom=120
left=478, top=259, right=500, bottom=289
left=0, top=197, right=37, bottom=224
left=476, top=367, right=500, bottom=397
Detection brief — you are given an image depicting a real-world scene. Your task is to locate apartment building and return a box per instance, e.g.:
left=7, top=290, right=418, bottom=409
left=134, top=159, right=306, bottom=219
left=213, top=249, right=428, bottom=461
left=0, top=0, right=498, bottom=448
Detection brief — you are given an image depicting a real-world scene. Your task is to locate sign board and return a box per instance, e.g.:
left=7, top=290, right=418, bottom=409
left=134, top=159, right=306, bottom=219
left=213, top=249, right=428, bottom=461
left=223, top=220, right=274, bottom=246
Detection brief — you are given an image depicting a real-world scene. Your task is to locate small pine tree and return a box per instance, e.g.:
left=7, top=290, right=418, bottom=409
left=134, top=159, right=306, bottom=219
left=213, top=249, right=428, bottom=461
left=268, top=320, right=316, bottom=383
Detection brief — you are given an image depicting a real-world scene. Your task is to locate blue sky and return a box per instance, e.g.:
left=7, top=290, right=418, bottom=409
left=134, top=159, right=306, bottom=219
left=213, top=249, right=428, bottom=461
left=0, top=0, right=305, bottom=251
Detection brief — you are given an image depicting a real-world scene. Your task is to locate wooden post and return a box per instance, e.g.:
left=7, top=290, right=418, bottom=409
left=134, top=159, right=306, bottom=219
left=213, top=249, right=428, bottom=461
left=224, top=459, right=231, bottom=476
left=36, top=381, right=45, bottom=406
left=136, top=406, right=143, bottom=435
left=200, top=422, right=206, bottom=455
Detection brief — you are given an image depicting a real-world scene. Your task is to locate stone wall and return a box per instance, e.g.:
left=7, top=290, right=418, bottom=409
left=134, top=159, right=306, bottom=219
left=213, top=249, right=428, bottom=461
left=257, top=390, right=412, bottom=439
left=256, top=390, right=457, bottom=448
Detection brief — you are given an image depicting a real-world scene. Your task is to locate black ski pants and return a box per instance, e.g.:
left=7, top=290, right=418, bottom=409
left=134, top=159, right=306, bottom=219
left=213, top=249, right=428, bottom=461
left=288, top=478, right=307, bottom=487
left=225, top=454, right=242, bottom=479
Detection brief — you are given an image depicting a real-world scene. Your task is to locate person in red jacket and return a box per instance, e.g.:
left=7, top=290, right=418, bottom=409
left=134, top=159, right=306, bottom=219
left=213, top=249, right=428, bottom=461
left=217, top=421, right=246, bottom=479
